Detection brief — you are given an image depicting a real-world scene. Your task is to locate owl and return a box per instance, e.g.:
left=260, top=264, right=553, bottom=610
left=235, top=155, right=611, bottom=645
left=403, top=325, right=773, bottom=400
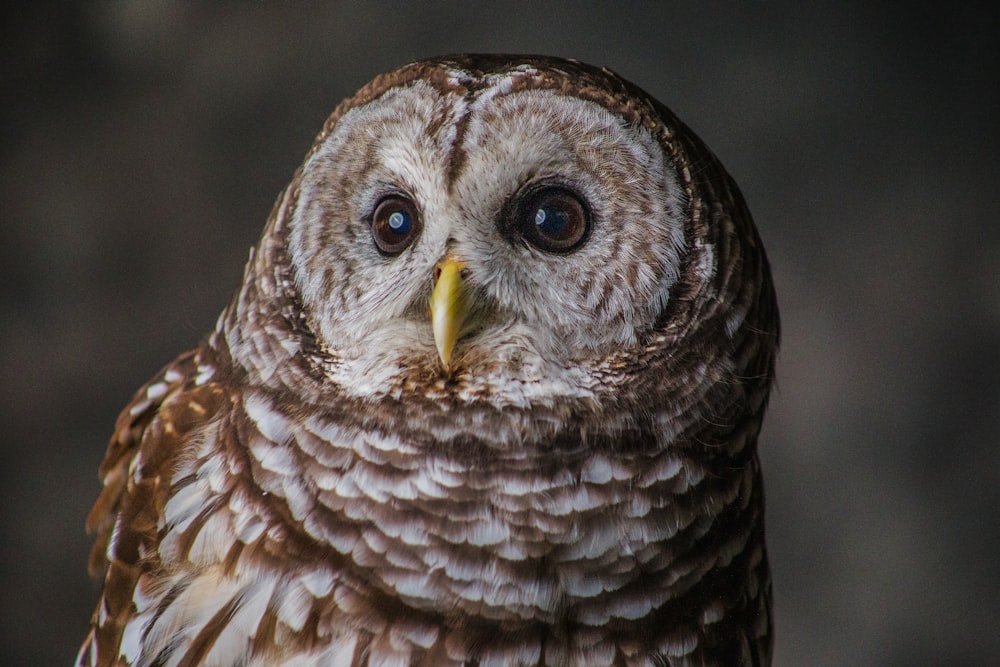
left=78, top=55, right=778, bottom=667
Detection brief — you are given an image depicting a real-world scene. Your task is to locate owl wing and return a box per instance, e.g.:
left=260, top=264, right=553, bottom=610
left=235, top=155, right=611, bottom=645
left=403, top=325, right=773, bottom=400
left=77, top=346, right=227, bottom=667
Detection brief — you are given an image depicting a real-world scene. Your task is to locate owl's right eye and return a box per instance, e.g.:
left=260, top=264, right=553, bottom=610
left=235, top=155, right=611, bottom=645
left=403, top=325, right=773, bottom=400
left=371, top=196, right=422, bottom=255
left=510, top=185, right=591, bottom=254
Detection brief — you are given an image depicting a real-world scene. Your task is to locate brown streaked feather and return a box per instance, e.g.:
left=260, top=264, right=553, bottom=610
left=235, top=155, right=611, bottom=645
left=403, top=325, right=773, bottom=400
left=86, top=349, right=199, bottom=573
left=80, top=345, right=229, bottom=666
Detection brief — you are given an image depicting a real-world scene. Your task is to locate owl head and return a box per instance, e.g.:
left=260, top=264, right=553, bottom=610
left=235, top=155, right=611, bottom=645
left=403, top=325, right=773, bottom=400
left=221, top=55, right=777, bottom=413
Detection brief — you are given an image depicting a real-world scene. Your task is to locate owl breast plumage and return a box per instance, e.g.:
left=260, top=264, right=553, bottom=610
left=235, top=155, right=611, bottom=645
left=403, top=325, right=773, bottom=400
left=78, top=55, right=778, bottom=667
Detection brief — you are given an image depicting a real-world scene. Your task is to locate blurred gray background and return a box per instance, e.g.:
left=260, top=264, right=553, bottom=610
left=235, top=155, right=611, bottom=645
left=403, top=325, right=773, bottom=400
left=2, top=2, right=997, bottom=665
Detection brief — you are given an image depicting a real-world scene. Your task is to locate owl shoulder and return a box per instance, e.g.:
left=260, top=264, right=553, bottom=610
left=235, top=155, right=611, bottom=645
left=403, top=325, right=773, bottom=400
left=85, top=345, right=230, bottom=578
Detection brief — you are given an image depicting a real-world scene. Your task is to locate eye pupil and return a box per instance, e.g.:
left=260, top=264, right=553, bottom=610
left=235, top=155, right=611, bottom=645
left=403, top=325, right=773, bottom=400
left=516, top=186, right=590, bottom=253
left=372, top=196, right=421, bottom=255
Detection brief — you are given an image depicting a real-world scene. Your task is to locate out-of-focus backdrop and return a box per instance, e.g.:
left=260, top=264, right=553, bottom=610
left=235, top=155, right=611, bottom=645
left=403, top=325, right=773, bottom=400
left=2, top=3, right=997, bottom=665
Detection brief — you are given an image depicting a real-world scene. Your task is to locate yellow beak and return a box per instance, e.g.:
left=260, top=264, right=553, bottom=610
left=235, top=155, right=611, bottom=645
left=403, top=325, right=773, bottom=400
left=430, top=257, right=470, bottom=368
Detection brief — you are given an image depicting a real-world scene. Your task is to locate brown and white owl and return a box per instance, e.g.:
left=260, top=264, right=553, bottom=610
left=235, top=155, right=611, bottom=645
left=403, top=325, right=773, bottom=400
left=78, top=55, right=778, bottom=667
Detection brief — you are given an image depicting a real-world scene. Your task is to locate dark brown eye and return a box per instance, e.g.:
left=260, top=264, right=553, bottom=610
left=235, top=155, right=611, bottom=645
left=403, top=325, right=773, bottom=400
left=516, top=186, right=590, bottom=253
left=371, top=196, right=421, bottom=255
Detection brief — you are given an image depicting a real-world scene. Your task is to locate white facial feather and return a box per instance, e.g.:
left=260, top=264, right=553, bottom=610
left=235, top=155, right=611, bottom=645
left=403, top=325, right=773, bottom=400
left=287, top=81, right=686, bottom=402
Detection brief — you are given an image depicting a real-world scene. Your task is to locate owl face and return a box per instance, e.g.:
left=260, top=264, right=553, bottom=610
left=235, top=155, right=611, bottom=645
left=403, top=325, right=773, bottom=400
left=286, top=72, right=690, bottom=400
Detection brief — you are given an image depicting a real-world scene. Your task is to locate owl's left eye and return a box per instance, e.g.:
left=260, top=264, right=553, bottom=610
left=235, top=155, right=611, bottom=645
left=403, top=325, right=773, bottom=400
left=371, top=196, right=422, bottom=255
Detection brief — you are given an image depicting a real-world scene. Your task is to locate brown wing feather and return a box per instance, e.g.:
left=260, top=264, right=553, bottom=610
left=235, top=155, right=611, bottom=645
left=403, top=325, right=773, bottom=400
left=86, top=349, right=195, bottom=574
left=78, top=345, right=228, bottom=667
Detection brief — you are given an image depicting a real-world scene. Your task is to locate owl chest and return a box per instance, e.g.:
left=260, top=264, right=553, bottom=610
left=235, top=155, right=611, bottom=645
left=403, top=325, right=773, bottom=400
left=141, top=414, right=729, bottom=665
